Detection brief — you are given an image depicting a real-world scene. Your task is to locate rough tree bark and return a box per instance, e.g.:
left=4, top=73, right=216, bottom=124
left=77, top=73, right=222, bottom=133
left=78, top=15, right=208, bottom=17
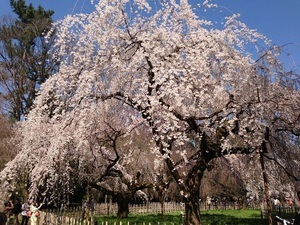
left=184, top=194, right=201, bottom=225
left=260, top=128, right=272, bottom=225
left=183, top=165, right=206, bottom=225
left=116, top=195, right=130, bottom=218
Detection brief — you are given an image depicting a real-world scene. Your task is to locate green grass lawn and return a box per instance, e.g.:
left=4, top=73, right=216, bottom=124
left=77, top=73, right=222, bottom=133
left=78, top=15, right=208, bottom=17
left=200, top=209, right=267, bottom=225
left=95, top=209, right=268, bottom=225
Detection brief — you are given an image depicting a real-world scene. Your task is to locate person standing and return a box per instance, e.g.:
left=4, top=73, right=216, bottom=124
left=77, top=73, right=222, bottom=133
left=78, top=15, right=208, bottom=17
left=29, top=202, right=43, bottom=225
left=13, top=199, right=21, bottom=225
left=4, top=200, right=14, bottom=225
left=20, top=200, right=30, bottom=225
left=0, top=212, right=7, bottom=225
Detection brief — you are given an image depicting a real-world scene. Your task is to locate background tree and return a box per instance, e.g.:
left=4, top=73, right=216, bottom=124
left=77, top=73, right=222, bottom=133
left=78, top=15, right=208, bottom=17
left=200, top=156, right=247, bottom=205
left=0, top=0, right=58, bottom=121
left=1, top=1, right=299, bottom=225
left=0, top=97, right=156, bottom=218
left=0, top=0, right=58, bottom=209
left=0, top=112, right=14, bottom=170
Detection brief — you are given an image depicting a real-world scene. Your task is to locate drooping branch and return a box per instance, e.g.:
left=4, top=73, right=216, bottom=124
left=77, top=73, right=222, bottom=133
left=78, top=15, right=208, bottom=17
left=263, top=153, right=300, bottom=181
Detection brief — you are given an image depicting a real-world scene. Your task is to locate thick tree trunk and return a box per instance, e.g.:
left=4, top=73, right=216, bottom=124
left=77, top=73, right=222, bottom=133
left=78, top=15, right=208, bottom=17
left=117, top=196, right=130, bottom=218
left=181, top=160, right=206, bottom=225
left=260, top=151, right=272, bottom=225
left=184, top=194, right=201, bottom=225
left=260, top=128, right=272, bottom=225
left=183, top=172, right=203, bottom=225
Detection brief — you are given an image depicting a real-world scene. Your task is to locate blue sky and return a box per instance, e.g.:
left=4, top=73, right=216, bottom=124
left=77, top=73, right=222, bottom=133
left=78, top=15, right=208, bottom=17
left=0, top=0, right=299, bottom=69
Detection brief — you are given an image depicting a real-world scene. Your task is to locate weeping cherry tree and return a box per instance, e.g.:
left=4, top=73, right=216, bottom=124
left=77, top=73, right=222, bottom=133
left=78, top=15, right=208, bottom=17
left=1, top=1, right=300, bottom=224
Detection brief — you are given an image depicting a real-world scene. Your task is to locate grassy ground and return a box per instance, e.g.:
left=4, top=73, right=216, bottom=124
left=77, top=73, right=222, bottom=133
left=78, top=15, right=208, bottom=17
left=200, top=209, right=268, bottom=225
left=95, top=209, right=268, bottom=225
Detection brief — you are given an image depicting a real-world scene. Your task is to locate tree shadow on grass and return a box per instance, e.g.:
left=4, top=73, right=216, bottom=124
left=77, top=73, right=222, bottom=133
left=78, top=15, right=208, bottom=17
left=97, top=214, right=184, bottom=224
left=96, top=214, right=269, bottom=225
left=201, top=214, right=268, bottom=225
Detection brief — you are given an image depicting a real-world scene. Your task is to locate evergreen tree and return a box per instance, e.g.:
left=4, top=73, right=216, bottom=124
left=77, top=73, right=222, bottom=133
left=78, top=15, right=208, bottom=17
left=0, top=0, right=58, bottom=121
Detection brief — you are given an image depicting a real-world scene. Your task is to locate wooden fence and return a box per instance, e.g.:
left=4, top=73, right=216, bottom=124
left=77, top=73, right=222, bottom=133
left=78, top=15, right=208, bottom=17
left=29, top=201, right=257, bottom=225
left=95, top=202, right=184, bottom=216
left=260, top=204, right=300, bottom=225
left=38, top=208, right=93, bottom=225
left=269, top=205, right=300, bottom=220
left=94, top=201, right=251, bottom=216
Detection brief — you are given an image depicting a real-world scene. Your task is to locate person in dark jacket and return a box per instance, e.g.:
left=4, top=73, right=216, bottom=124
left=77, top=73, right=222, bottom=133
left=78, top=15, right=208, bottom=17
left=13, top=199, right=22, bottom=225
left=0, top=212, right=7, bottom=225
